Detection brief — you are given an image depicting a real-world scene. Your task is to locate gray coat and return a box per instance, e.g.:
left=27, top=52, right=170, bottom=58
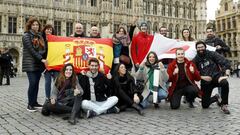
left=136, top=64, right=169, bottom=100
left=22, top=30, right=45, bottom=72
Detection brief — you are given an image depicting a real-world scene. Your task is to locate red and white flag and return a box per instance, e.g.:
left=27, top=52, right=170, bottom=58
left=139, top=33, right=216, bottom=65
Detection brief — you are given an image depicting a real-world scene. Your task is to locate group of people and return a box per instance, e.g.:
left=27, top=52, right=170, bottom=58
left=21, top=17, right=231, bottom=125
left=0, top=47, right=13, bottom=86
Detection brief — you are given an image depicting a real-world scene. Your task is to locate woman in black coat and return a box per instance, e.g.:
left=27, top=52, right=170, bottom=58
left=22, top=17, right=47, bottom=112
left=112, top=63, right=144, bottom=115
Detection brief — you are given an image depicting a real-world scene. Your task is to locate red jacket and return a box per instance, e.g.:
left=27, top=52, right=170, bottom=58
left=167, top=58, right=201, bottom=98
left=130, top=32, right=154, bottom=65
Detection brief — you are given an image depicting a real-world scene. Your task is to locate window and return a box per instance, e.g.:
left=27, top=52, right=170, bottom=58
left=127, top=0, right=132, bottom=9
left=79, top=0, right=86, bottom=5
left=91, top=0, right=97, bottom=7
left=0, top=16, right=1, bottom=33
left=68, top=0, right=73, bottom=3
left=153, top=2, right=157, bottom=15
left=162, top=1, right=166, bottom=16
left=114, top=24, right=119, bottom=33
left=175, top=24, right=180, bottom=39
left=225, top=2, right=228, bottom=11
left=66, top=22, right=73, bottom=36
left=175, top=1, right=179, bottom=17
left=188, top=4, right=192, bottom=19
left=232, top=16, right=236, bottom=28
left=113, top=0, right=119, bottom=7
left=39, top=19, right=47, bottom=28
left=54, top=21, right=61, bottom=36
left=168, top=24, right=173, bottom=38
left=217, top=20, right=221, bottom=31
left=227, top=18, right=231, bottom=29
left=222, top=19, right=225, bottom=31
left=168, top=1, right=172, bottom=17
left=8, top=17, right=17, bottom=34
left=183, top=3, right=186, bottom=18
left=146, top=2, right=150, bottom=14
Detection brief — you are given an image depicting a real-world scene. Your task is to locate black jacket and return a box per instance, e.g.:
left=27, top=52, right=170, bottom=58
left=1, top=52, right=12, bottom=68
left=78, top=72, right=112, bottom=102
left=205, top=36, right=230, bottom=56
left=193, top=50, right=231, bottom=79
left=22, top=30, right=45, bottom=72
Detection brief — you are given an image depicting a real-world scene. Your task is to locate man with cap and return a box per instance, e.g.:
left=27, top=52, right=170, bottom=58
left=192, top=41, right=231, bottom=114
left=131, top=21, right=154, bottom=69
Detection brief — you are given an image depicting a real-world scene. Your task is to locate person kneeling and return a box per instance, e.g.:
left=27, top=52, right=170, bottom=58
left=167, top=48, right=201, bottom=109
left=41, top=63, right=83, bottom=125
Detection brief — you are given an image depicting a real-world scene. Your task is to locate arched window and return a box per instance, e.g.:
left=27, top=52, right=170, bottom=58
left=175, top=1, right=179, bottom=18
left=168, top=23, right=173, bottom=38
left=168, top=0, right=172, bottom=17
left=147, top=21, right=152, bottom=34
left=162, top=0, right=166, bottom=16
left=188, top=4, right=192, bottom=19
left=175, top=24, right=180, bottom=39
left=127, top=0, right=132, bottom=9
left=183, top=2, right=187, bottom=18
left=153, top=22, right=159, bottom=33
left=225, top=2, right=228, bottom=11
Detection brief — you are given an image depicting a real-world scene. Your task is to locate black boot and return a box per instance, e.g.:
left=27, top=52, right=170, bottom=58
left=132, top=103, right=144, bottom=116
left=68, top=111, right=77, bottom=125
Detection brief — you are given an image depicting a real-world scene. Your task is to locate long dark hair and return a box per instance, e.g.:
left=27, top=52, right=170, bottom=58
left=116, top=27, right=127, bottom=35
left=112, top=63, right=134, bottom=94
left=42, top=24, right=55, bottom=41
left=181, top=28, right=194, bottom=41
left=55, top=63, right=77, bottom=90
left=145, top=51, right=159, bottom=67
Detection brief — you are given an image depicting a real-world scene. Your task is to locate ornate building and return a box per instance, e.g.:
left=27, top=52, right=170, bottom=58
left=215, top=0, right=240, bottom=68
left=0, top=0, right=207, bottom=74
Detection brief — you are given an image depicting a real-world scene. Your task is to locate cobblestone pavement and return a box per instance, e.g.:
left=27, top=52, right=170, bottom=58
left=0, top=76, right=239, bottom=135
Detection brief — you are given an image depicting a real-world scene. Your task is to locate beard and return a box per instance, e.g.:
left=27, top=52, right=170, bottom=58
left=197, top=50, right=206, bottom=57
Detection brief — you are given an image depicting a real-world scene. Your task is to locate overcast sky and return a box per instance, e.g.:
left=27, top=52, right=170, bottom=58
left=207, top=0, right=221, bottom=21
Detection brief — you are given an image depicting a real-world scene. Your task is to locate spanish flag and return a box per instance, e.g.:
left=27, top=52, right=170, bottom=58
left=46, top=35, right=113, bottom=73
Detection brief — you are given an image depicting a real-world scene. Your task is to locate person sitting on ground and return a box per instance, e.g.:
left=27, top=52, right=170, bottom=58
left=78, top=58, right=119, bottom=118
left=136, top=51, right=169, bottom=108
left=41, top=63, right=83, bottom=125
left=112, top=63, right=144, bottom=115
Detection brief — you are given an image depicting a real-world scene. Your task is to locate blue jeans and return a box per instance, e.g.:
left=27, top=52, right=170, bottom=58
left=44, top=70, right=59, bottom=99
left=141, top=88, right=167, bottom=108
left=26, top=71, right=42, bottom=106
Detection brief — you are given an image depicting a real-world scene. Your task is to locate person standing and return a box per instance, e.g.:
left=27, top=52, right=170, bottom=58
left=205, top=27, right=230, bottom=56
left=193, top=41, right=231, bottom=114
left=70, top=23, right=85, bottom=37
left=22, top=17, right=47, bottom=112
left=167, top=48, right=201, bottom=109
left=0, top=47, right=12, bottom=85
left=42, top=24, right=59, bottom=100
left=159, top=26, right=168, bottom=37
left=131, top=22, right=154, bottom=69
left=181, top=28, right=195, bottom=41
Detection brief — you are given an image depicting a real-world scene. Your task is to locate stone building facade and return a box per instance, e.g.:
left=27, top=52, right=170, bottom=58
left=0, top=0, right=207, bottom=74
left=215, top=0, right=240, bottom=69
